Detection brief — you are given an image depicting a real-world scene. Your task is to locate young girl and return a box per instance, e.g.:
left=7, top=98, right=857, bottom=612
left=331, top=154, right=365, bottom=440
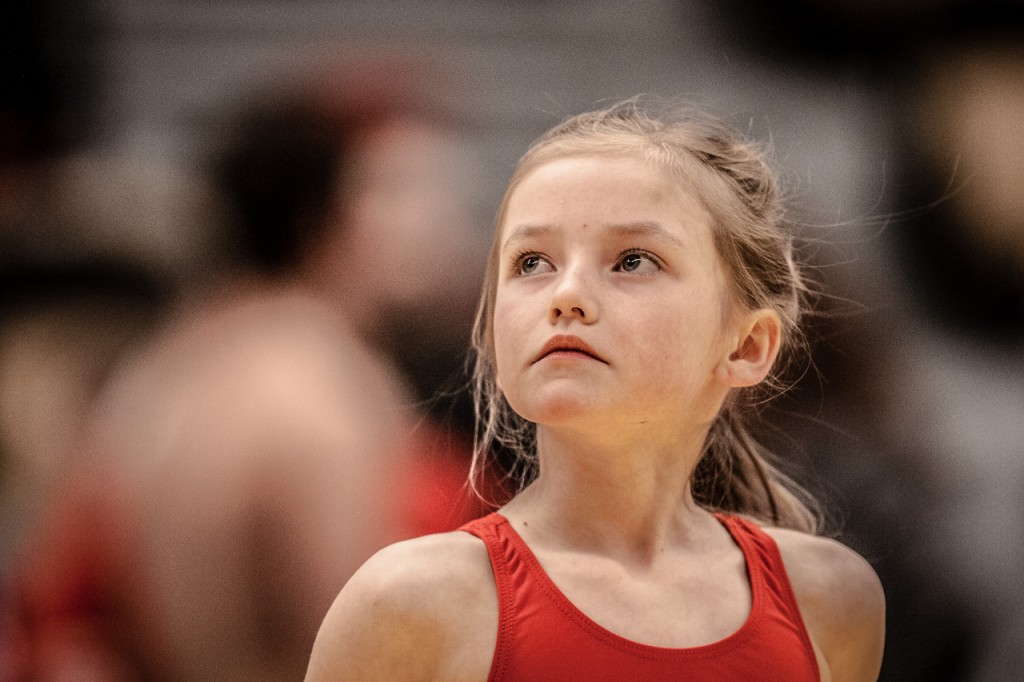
left=305, top=100, right=885, bottom=681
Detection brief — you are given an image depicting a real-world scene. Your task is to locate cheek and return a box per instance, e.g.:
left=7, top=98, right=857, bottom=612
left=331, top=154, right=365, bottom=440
left=635, top=309, right=726, bottom=377
left=491, top=291, right=539, bottom=416
left=491, top=298, right=516, bottom=393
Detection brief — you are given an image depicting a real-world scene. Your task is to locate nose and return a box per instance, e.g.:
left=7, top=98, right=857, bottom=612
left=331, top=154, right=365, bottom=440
left=548, top=266, right=598, bottom=325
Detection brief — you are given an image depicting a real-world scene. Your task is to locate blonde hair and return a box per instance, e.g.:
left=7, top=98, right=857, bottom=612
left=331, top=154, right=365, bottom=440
left=470, top=99, right=821, bottom=533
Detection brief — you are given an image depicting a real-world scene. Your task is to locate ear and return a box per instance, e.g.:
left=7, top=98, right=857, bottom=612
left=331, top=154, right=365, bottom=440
left=716, top=309, right=782, bottom=388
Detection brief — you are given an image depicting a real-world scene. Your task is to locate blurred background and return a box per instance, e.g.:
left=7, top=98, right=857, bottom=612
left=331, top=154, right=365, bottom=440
left=1, top=0, right=1021, bottom=680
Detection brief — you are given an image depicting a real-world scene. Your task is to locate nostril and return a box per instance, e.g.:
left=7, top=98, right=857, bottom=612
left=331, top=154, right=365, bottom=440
left=550, top=303, right=589, bottom=321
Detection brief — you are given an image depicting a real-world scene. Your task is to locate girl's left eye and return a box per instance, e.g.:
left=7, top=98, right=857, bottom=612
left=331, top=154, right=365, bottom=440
left=616, top=250, right=660, bottom=274
left=514, top=253, right=554, bottom=276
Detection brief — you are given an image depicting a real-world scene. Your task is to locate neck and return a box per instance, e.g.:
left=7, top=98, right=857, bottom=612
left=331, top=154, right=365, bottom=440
left=503, top=422, right=717, bottom=563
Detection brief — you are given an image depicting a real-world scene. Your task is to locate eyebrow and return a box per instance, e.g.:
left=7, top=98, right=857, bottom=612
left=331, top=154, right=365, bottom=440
left=501, top=224, right=553, bottom=251
left=607, top=222, right=687, bottom=248
left=502, top=221, right=687, bottom=251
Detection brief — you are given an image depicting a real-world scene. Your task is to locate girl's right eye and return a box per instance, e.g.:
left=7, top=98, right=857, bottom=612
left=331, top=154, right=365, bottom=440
left=515, top=253, right=553, bottom=276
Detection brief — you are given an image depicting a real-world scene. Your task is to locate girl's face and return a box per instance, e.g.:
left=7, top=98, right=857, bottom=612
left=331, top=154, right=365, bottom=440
left=492, top=154, right=742, bottom=437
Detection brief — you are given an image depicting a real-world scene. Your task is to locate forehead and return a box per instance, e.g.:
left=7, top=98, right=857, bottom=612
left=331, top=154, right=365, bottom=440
left=500, top=154, right=714, bottom=246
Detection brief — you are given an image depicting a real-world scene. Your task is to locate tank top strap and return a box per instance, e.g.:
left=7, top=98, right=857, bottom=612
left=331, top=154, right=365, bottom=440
left=459, top=512, right=518, bottom=679
left=714, top=514, right=818, bottom=665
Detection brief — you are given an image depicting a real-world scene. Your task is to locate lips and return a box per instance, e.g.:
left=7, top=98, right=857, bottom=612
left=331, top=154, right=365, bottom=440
left=533, top=334, right=608, bottom=364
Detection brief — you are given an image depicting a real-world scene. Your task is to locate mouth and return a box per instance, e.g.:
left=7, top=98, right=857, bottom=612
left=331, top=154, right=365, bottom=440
left=533, top=334, right=608, bottom=364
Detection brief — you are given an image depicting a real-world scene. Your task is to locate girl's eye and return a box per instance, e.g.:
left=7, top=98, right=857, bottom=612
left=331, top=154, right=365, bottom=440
left=516, top=254, right=553, bottom=276
left=616, top=250, right=660, bottom=274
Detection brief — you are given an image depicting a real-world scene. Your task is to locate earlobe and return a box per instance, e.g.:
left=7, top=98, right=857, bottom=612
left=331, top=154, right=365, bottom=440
left=718, top=310, right=782, bottom=388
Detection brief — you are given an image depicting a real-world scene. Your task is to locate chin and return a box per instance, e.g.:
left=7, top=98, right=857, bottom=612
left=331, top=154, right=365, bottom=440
left=508, top=390, right=602, bottom=426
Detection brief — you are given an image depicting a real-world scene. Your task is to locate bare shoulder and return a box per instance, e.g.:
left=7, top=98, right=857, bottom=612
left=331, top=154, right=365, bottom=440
left=305, top=530, right=497, bottom=682
left=764, top=527, right=886, bottom=682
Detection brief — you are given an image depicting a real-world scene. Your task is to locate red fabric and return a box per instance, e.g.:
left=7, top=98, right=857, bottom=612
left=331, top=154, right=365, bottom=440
left=460, top=512, right=820, bottom=681
left=397, top=423, right=489, bottom=538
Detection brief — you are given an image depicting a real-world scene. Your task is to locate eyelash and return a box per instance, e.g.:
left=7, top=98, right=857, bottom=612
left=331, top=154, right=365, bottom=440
left=615, top=248, right=662, bottom=273
left=509, top=248, right=662, bottom=276
left=510, top=250, right=550, bottom=276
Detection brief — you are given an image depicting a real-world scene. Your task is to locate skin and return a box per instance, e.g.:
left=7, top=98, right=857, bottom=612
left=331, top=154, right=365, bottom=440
left=315, top=118, right=482, bottom=345
left=83, top=286, right=412, bottom=681
left=306, top=155, right=885, bottom=681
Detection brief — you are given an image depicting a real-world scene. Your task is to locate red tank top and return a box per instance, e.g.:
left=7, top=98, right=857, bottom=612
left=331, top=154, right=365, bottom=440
left=460, top=512, right=820, bottom=681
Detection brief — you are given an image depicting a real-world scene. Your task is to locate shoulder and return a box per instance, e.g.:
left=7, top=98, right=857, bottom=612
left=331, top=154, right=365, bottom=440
left=305, top=530, right=497, bottom=681
left=764, top=527, right=885, bottom=682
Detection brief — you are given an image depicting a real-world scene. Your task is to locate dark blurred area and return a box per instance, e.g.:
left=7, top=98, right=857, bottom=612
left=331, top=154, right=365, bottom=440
left=0, top=0, right=103, bottom=164
left=1, top=0, right=1021, bottom=679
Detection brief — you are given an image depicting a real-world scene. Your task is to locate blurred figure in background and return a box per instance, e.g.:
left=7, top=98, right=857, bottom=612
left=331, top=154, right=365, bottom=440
left=880, top=38, right=1024, bottom=679
left=5, top=53, right=487, bottom=680
left=707, top=2, right=1024, bottom=678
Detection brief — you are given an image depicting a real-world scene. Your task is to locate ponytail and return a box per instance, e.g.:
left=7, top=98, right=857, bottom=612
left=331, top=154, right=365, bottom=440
left=694, top=404, right=821, bottom=533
